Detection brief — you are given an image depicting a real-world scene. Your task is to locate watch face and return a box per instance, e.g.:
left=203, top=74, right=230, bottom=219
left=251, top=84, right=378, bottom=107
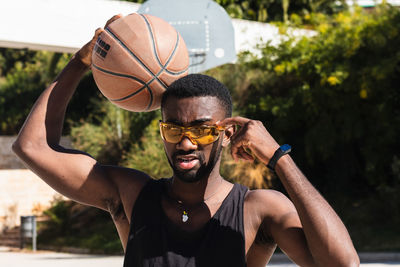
left=280, top=144, right=292, bottom=153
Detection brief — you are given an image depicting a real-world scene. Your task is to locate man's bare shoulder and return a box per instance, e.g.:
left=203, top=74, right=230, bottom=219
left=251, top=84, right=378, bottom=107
left=244, top=188, right=297, bottom=220
left=104, top=165, right=151, bottom=184
left=245, top=188, right=293, bottom=207
left=88, top=165, right=152, bottom=250
left=102, top=165, right=151, bottom=221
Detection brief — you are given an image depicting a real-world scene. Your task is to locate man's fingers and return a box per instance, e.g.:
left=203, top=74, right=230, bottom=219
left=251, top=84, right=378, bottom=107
left=230, top=129, right=252, bottom=161
left=231, top=146, right=254, bottom=162
left=93, top=28, right=104, bottom=40
left=217, top=116, right=250, bottom=127
left=231, top=143, right=239, bottom=161
left=230, top=123, right=250, bottom=147
left=105, top=14, right=123, bottom=28
left=75, top=14, right=123, bottom=68
left=238, top=147, right=255, bottom=161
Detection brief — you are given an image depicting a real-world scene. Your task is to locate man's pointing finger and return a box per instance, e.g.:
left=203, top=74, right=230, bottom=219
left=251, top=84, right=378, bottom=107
left=217, top=116, right=250, bottom=127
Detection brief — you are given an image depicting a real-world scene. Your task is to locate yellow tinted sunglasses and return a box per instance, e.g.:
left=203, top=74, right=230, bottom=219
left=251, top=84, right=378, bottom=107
left=159, top=121, right=225, bottom=145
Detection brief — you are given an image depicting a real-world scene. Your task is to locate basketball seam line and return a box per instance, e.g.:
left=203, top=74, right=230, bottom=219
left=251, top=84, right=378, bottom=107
left=163, top=33, right=189, bottom=75
left=140, top=14, right=188, bottom=76
left=140, top=14, right=164, bottom=70
left=145, top=84, right=154, bottom=111
left=92, top=63, right=149, bottom=102
left=139, top=15, right=168, bottom=89
left=105, top=27, right=167, bottom=92
left=93, top=63, right=153, bottom=110
left=105, top=27, right=163, bottom=109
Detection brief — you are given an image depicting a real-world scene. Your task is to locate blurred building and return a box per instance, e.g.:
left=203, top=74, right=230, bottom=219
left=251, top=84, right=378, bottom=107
left=0, top=137, right=69, bottom=230
left=0, top=0, right=313, bottom=61
left=347, top=0, right=400, bottom=8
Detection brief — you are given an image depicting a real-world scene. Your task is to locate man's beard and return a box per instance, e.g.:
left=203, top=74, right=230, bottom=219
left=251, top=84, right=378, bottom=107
left=167, top=140, right=223, bottom=183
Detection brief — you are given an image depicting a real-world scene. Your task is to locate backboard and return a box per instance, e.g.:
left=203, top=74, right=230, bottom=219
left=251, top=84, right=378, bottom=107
left=138, top=0, right=236, bottom=73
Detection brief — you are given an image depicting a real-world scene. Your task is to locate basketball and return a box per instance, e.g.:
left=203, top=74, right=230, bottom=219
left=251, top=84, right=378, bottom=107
left=91, top=13, right=189, bottom=112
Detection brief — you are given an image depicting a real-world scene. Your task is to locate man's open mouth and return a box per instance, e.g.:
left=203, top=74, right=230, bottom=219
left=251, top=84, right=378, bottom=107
left=175, top=155, right=199, bottom=170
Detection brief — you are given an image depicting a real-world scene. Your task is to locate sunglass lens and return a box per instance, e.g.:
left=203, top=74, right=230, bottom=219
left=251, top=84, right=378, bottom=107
left=160, top=123, right=221, bottom=145
left=161, top=124, right=181, bottom=143
left=195, top=135, right=218, bottom=145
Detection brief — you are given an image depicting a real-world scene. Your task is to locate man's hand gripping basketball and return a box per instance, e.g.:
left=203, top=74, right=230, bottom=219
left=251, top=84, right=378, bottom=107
left=75, top=14, right=122, bottom=67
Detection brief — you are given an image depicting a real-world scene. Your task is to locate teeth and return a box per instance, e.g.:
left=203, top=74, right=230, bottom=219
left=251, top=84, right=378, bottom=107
left=180, top=158, right=194, bottom=162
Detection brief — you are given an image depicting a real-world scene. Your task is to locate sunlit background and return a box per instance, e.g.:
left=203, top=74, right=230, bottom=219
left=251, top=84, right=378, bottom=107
left=0, top=0, right=399, bottom=264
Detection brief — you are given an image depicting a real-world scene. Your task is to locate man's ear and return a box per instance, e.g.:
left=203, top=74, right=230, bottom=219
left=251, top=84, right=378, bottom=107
left=222, top=125, right=235, bottom=147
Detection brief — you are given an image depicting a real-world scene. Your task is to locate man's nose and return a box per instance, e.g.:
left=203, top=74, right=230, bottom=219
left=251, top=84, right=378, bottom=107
left=176, top=134, right=198, bottom=150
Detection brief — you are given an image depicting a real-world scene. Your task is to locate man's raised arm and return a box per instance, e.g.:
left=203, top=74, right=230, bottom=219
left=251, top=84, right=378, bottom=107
left=12, top=15, right=126, bottom=211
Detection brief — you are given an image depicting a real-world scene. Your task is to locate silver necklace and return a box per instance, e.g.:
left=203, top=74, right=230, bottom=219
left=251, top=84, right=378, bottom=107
left=167, top=179, right=222, bottom=223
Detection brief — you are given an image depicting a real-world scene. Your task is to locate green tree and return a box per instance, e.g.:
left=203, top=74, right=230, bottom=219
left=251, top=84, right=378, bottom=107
left=38, top=199, right=122, bottom=254
left=0, top=51, right=53, bottom=134
left=71, top=100, right=157, bottom=165
left=123, top=0, right=346, bottom=22
left=123, top=116, right=172, bottom=178
left=0, top=48, right=37, bottom=77
left=207, top=4, right=400, bottom=250
left=211, top=5, right=400, bottom=193
left=0, top=50, right=103, bottom=135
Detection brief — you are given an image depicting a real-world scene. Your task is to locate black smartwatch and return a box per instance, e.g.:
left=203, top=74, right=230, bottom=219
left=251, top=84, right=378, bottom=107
left=267, top=144, right=291, bottom=171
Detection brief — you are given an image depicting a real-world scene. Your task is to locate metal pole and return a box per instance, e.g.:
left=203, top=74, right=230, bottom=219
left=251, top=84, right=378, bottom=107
left=32, top=216, right=37, bottom=251
left=20, top=217, right=23, bottom=249
left=20, top=216, right=26, bottom=249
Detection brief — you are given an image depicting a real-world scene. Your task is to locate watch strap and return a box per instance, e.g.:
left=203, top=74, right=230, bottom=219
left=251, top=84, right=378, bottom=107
left=267, top=144, right=291, bottom=171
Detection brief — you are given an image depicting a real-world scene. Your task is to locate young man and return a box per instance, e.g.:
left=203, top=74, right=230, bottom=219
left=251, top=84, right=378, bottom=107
left=13, top=16, right=359, bottom=266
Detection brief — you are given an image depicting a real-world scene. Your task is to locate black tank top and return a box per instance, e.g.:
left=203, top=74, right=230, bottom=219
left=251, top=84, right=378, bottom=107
left=123, top=178, right=248, bottom=267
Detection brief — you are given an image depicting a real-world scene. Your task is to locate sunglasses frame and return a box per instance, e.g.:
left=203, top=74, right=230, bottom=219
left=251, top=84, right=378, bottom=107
left=159, top=121, right=226, bottom=145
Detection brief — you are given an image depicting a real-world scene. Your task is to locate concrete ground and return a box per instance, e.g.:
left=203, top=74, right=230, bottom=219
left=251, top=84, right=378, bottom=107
left=1, top=247, right=399, bottom=267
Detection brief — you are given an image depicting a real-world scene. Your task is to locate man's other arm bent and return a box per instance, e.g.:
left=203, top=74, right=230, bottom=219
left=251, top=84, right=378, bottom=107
left=218, top=117, right=359, bottom=267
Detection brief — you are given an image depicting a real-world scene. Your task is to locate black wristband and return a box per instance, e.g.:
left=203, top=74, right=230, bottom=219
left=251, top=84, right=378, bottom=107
left=267, top=144, right=291, bottom=171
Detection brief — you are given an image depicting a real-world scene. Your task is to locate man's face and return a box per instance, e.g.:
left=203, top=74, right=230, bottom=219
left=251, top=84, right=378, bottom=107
left=161, top=96, right=229, bottom=183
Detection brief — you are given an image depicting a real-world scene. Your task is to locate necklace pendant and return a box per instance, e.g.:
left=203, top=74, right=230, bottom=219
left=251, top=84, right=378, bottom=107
left=182, top=211, right=189, bottom=223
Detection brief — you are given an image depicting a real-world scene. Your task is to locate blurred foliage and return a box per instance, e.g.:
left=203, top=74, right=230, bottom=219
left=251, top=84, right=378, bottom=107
left=207, top=4, right=400, bottom=250
left=221, top=148, right=275, bottom=188
left=71, top=99, right=157, bottom=165
left=123, top=115, right=173, bottom=178
left=0, top=49, right=103, bottom=135
left=2, top=0, right=400, bottom=252
left=214, top=0, right=346, bottom=22
left=208, top=4, right=400, bottom=194
left=0, top=50, right=53, bottom=134
left=0, top=48, right=37, bottom=77
left=38, top=199, right=122, bottom=254
left=123, top=0, right=347, bottom=22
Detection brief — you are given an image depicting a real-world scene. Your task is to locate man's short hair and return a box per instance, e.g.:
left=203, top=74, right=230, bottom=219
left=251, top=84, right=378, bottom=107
left=161, top=74, right=232, bottom=117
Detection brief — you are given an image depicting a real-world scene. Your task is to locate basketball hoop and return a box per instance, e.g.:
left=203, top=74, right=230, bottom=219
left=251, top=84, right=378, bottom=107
left=138, top=0, right=236, bottom=73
